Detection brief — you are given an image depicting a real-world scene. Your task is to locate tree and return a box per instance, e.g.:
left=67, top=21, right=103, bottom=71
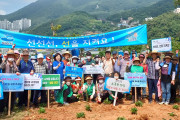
left=174, top=0, right=180, bottom=8
left=51, top=23, right=61, bottom=36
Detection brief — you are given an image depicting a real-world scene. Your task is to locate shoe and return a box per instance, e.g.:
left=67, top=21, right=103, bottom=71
left=149, top=101, right=152, bottom=104
left=63, top=102, right=69, bottom=106
left=165, top=102, right=169, bottom=105
left=155, top=100, right=159, bottom=103
left=159, top=102, right=165, bottom=105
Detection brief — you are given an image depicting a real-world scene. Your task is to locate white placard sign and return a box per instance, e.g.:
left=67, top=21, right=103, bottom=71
left=82, top=65, right=104, bottom=74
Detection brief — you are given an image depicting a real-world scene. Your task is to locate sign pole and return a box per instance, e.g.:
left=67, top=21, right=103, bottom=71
left=113, top=91, right=118, bottom=106
left=135, top=87, right=137, bottom=102
left=8, top=92, right=11, bottom=116
left=27, top=90, right=31, bottom=109
left=47, top=89, right=50, bottom=108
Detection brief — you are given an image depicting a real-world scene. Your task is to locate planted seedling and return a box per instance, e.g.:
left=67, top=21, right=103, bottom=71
left=172, top=105, right=179, bottom=110
left=85, top=104, right=92, bottom=111
left=135, top=101, right=143, bottom=107
left=76, top=112, right=85, bottom=118
left=117, top=117, right=126, bottom=120
left=168, top=112, right=176, bottom=117
left=39, top=103, right=47, bottom=107
left=103, top=98, right=111, bottom=104
left=38, top=107, right=46, bottom=114
left=131, top=107, right=138, bottom=114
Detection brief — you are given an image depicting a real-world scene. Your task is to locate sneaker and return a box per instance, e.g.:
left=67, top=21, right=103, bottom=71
left=159, top=102, right=165, bottom=105
left=165, top=102, right=169, bottom=105
left=63, top=102, right=69, bottom=106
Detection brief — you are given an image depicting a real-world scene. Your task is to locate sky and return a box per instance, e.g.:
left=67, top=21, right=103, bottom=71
left=0, top=0, right=37, bottom=15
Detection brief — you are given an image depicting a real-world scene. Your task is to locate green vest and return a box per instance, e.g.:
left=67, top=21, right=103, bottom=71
left=84, top=82, right=95, bottom=95
left=130, top=65, right=143, bottom=73
left=55, top=84, right=73, bottom=104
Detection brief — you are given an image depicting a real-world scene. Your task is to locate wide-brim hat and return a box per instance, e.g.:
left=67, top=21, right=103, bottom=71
left=133, top=57, right=140, bottom=63
left=75, top=77, right=81, bottom=81
left=64, top=76, right=72, bottom=81
left=172, top=56, right=178, bottom=61
left=97, top=75, right=105, bottom=80
left=72, top=56, right=79, bottom=60
left=148, top=50, right=161, bottom=56
left=163, top=52, right=174, bottom=57
left=85, top=76, right=93, bottom=80
left=7, top=49, right=14, bottom=55
left=164, top=55, right=172, bottom=59
left=62, top=51, right=72, bottom=57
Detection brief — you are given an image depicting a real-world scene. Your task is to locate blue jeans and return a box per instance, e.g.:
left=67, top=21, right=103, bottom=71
left=142, top=87, right=146, bottom=95
left=161, top=81, right=171, bottom=102
left=148, top=79, right=158, bottom=101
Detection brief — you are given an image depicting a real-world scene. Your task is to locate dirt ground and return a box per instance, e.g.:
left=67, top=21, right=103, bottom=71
left=1, top=97, right=180, bottom=120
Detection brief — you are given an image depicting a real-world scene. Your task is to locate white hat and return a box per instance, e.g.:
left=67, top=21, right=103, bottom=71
left=37, top=53, right=44, bottom=59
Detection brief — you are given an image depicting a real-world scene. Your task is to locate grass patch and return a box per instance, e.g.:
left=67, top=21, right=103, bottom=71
left=172, top=105, right=179, bottom=110
left=131, top=107, right=138, bottom=114
left=76, top=112, right=85, bottom=118
left=135, top=101, right=143, bottom=107
left=85, top=104, right=92, bottom=111
left=38, top=107, right=46, bottom=114
left=103, top=98, right=111, bottom=104
left=168, top=112, right=176, bottom=117
left=117, top=117, right=126, bottom=120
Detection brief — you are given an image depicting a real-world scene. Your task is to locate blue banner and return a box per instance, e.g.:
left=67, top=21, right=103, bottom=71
left=0, top=82, right=3, bottom=99
left=65, top=66, right=83, bottom=79
left=124, top=73, right=147, bottom=87
left=0, top=25, right=147, bottom=49
left=104, top=77, right=132, bottom=93
left=0, top=74, right=24, bottom=92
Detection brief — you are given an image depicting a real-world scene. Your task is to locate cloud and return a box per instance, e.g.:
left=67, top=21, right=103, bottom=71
left=0, top=10, right=6, bottom=15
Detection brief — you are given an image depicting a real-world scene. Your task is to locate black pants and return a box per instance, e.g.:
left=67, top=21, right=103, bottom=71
left=63, top=89, right=78, bottom=103
left=0, top=92, right=16, bottom=112
left=30, top=90, right=34, bottom=103
left=170, top=83, right=177, bottom=103
left=18, top=90, right=28, bottom=107
left=99, top=92, right=109, bottom=102
left=83, top=93, right=96, bottom=101
left=33, top=90, right=47, bottom=106
left=132, top=87, right=141, bottom=101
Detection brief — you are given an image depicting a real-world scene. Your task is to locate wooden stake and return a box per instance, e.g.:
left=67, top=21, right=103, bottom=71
left=8, top=92, right=11, bottom=116
left=135, top=87, right=137, bottom=102
left=47, top=90, right=50, bottom=108
left=27, top=90, right=31, bottom=109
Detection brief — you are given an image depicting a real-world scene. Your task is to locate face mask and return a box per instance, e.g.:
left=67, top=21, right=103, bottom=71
left=95, top=58, right=99, bottom=62
left=99, top=80, right=104, bottom=83
left=73, top=59, right=77, bottom=63
left=66, top=82, right=71, bottom=86
left=8, top=58, right=14, bottom=62
left=31, top=60, right=36, bottom=63
left=114, top=76, right=119, bottom=79
left=87, top=56, right=91, bottom=59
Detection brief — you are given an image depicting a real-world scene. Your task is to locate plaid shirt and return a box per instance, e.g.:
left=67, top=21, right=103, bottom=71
left=0, top=61, right=19, bottom=73
left=146, top=59, right=160, bottom=79
left=33, top=62, right=48, bottom=74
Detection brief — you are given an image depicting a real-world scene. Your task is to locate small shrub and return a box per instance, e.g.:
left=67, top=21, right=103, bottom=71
left=85, top=104, right=92, bottom=111
left=172, top=105, right=179, bottom=110
left=135, top=101, right=143, bottom=107
left=76, top=112, right=85, bottom=118
left=38, top=107, right=46, bottom=114
left=117, top=117, right=126, bottom=120
left=103, top=98, right=111, bottom=104
left=168, top=112, right=176, bottom=117
left=39, top=103, right=47, bottom=107
left=131, top=107, right=138, bottom=114
left=126, top=94, right=132, bottom=100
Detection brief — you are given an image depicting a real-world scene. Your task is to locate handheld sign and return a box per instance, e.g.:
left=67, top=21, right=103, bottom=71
left=0, top=73, right=24, bottom=92
left=0, top=82, right=3, bottom=100
left=24, top=73, right=42, bottom=90
left=151, top=37, right=172, bottom=52
left=83, top=65, right=104, bottom=74
left=42, top=74, right=60, bottom=90
left=104, top=77, right=132, bottom=106
left=65, top=66, right=83, bottom=79
left=124, top=73, right=147, bottom=87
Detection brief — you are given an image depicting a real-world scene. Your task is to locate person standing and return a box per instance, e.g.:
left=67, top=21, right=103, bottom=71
left=0, top=49, right=20, bottom=112
left=112, top=51, right=121, bottom=73
left=16, top=49, right=34, bottom=107
left=103, top=50, right=114, bottom=77
left=62, top=51, right=71, bottom=66
left=33, top=53, right=48, bottom=107
left=118, top=51, right=132, bottom=79
left=144, top=50, right=161, bottom=103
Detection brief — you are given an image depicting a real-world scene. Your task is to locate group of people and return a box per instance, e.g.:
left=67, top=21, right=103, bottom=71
left=0, top=48, right=180, bottom=112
